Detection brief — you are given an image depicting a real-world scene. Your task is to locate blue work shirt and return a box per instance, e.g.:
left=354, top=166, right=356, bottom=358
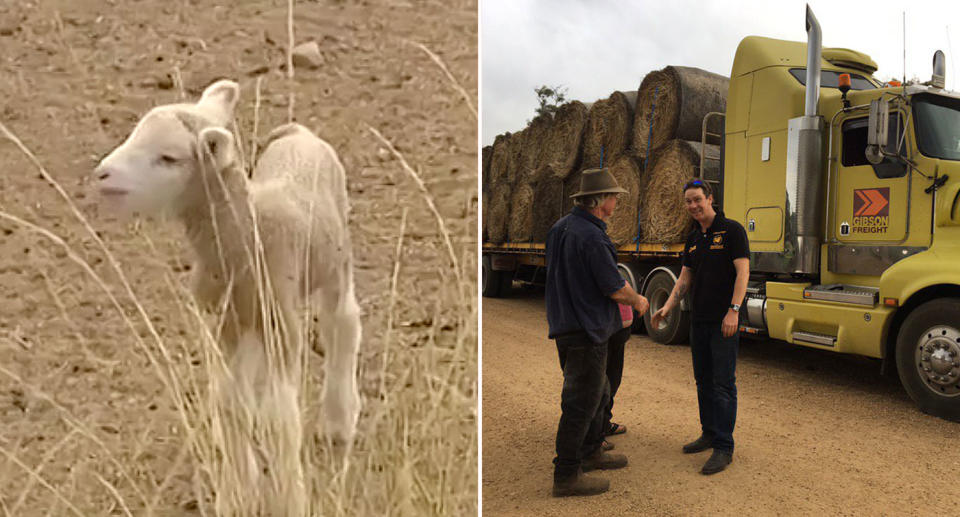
left=545, top=206, right=626, bottom=344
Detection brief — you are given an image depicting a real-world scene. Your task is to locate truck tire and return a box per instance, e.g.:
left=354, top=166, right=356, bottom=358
left=895, top=298, right=960, bottom=422
left=641, top=271, right=690, bottom=345
left=482, top=255, right=501, bottom=298
left=482, top=255, right=512, bottom=298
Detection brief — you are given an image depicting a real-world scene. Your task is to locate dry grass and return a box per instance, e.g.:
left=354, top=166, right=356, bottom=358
left=0, top=120, right=477, bottom=517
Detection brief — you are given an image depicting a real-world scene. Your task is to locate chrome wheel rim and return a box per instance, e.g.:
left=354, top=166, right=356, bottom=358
left=915, top=325, right=960, bottom=397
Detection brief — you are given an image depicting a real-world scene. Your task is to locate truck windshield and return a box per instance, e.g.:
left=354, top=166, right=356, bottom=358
left=789, top=69, right=877, bottom=90
left=913, top=93, right=960, bottom=161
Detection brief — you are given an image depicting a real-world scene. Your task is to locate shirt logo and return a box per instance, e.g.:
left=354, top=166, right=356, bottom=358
left=710, top=233, right=724, bottom=250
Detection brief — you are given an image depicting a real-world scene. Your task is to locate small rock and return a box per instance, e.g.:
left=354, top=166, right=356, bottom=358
left=291, top=41, right=324, bottom=69
left=246, top=65, right=270, bottom=77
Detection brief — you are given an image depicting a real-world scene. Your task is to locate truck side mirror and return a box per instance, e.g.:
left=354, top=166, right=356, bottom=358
left=866, top=98, right=889, bottom=165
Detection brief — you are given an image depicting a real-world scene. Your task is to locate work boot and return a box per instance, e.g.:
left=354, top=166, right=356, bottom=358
left=552, top=469, right=610, bottom=497
left=700, top=449, right=733, bottom=475
left=581, top=448, right=628, bottom=472
left=682, top=434, right=714, bottom=454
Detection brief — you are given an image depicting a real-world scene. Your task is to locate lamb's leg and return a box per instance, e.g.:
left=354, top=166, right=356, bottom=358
left=321, top=287, right=362, bottom=447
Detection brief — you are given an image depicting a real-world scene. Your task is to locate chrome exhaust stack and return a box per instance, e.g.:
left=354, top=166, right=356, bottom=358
left=932, top=50, right=946, bottom=89
left=783, top=4, right=825, bottom=274
left=803, top=4, right=822, bottom=117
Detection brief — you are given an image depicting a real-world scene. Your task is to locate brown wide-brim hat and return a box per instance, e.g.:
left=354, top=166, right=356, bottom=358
left=569, top=167, right=628, bottom=198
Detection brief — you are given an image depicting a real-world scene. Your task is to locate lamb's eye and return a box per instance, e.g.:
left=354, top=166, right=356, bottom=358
left=159, top=155, right=178, bottom=165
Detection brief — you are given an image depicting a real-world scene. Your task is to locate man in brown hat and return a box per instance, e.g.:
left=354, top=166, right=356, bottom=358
left=545, top=167, right=650, bottom=497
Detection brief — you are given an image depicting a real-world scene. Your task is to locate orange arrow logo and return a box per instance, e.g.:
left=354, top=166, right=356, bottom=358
left=853, top=187, right=890, bottom=217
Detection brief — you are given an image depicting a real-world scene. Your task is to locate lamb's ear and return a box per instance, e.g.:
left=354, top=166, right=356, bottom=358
left=198, top=127, right=236, bottom=171
left=198, top=79, right=240, bottom=118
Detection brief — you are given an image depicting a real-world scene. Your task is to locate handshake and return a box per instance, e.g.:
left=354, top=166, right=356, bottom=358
left=625, top=292, right=676, bottom=332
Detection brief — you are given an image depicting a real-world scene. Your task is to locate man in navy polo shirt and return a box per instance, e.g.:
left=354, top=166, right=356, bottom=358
left=652, top=179, right=749, bottom=475
left=545, top=168, right=650, bottom=497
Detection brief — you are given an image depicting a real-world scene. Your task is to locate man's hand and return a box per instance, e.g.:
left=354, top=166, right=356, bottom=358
left=650, top=305, right=669, bottom=330
left=633, top=295, right=649, bottom=315
left=722, top=309, right=739, bottom=337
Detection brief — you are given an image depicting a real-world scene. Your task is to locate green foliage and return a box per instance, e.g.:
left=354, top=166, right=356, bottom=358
left=533, top=85, right=567, bottom=119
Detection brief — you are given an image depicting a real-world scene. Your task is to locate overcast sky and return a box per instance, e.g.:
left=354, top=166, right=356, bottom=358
left=481, top=0, right=960, bottom=145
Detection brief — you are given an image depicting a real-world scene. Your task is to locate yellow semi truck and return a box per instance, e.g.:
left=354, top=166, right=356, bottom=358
left=482, top=6, right=960, bottom=421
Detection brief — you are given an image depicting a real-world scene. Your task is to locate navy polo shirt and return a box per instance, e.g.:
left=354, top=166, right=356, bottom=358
left=545, top=206, right=626, bottom=344
left=681, top=211, right=750, bottom=322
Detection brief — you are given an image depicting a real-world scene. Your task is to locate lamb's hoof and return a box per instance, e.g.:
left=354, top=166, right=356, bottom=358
left=323, top=389, right=360, bottom=447
left=322, top=432, right=354, bottom=467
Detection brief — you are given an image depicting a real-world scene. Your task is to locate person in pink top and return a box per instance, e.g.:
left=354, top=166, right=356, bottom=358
left=601, top=303, right=634, bottom=449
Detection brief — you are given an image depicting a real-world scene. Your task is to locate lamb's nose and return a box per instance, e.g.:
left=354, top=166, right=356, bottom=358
left=95, top=164, right=112, bottom=181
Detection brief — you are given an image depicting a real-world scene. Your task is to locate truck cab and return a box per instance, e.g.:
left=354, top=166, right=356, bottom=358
left=723, top=8, right=960, bottom=420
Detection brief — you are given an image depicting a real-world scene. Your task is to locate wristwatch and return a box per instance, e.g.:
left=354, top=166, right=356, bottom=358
left=729, top=303, right=741, bottom=313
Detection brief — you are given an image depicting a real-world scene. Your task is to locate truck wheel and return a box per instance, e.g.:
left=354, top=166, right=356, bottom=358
left=896, top=298, right=960, bottom=422
left=482, top=255, right=502, bottom=298
left=482, top=255, right=513, bottom=298
left=641, top=271, right=690, bottom=345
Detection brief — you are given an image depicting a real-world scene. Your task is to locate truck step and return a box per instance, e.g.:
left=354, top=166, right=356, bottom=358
left=792, top=330, right=837, bottom=347
left=803, top=284, right=879, bottom=306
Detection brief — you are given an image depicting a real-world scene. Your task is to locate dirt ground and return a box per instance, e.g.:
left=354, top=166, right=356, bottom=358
left=0, top=0, right=476, bottom=514
left=482, top=288, right=960, bottom=516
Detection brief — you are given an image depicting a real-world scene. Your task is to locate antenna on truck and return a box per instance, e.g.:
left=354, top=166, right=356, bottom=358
left=948, top=25, right=956, bottom=90
left=903, top=12, right=907, bottom=88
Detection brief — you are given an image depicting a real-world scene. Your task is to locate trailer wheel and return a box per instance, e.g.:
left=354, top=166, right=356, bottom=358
left=482, top=255, right=512, bottom=298
left=641, top=271, right=690, bottom=345
left=896, top=298, right=960, bottom=422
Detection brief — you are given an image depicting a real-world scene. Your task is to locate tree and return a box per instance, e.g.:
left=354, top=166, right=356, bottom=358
left=533, top=85, right=568, bottom=119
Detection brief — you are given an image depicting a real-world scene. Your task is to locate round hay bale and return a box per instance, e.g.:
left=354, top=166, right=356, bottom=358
left=504, top=131, right=525, bottom=185
left=639, top=140, right=720, bottom=243
left=487, top=182, right=511, bottom=244
left=632, top=66, right=729, bottom=157
left=482, top=144, right=493, bottom=189
left=540, top=101, right=588, bottom=179
left=516, top=115, right=551, bottom=185
left=482, top=149, right=492, bottom=242
left=507, top=183, right=535, bottom=242
left=621, top=90, right=638, bottom=111
left=606, top=156, right=642, bottom=246
left=489, top=133, right=512, bottom=185
left=531, top=165, right=566, bottom=242
left=562, top=168, right=583, bottom=216
left=482, top=144, right=494, bottom=241
left=582, top=91, right=634, bottom=170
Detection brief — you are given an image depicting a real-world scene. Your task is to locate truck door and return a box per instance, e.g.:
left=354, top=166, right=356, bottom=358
left=833, top=112, right=909, bottom=245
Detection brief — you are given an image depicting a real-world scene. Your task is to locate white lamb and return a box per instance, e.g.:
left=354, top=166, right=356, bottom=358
left=94, top=80, right=362, bottom=448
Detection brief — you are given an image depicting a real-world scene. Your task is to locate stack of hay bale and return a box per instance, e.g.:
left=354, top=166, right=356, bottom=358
left=632, top=66, right=727, bottom=243
left=482, top=65, right=728, bottom=247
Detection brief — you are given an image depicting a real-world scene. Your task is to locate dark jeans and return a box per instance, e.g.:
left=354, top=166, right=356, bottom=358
left=603, top=326, right=631, bottom=433
left=690, top=321, right=738, bottom=453
left=553, top=332, right=609, bottom=480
